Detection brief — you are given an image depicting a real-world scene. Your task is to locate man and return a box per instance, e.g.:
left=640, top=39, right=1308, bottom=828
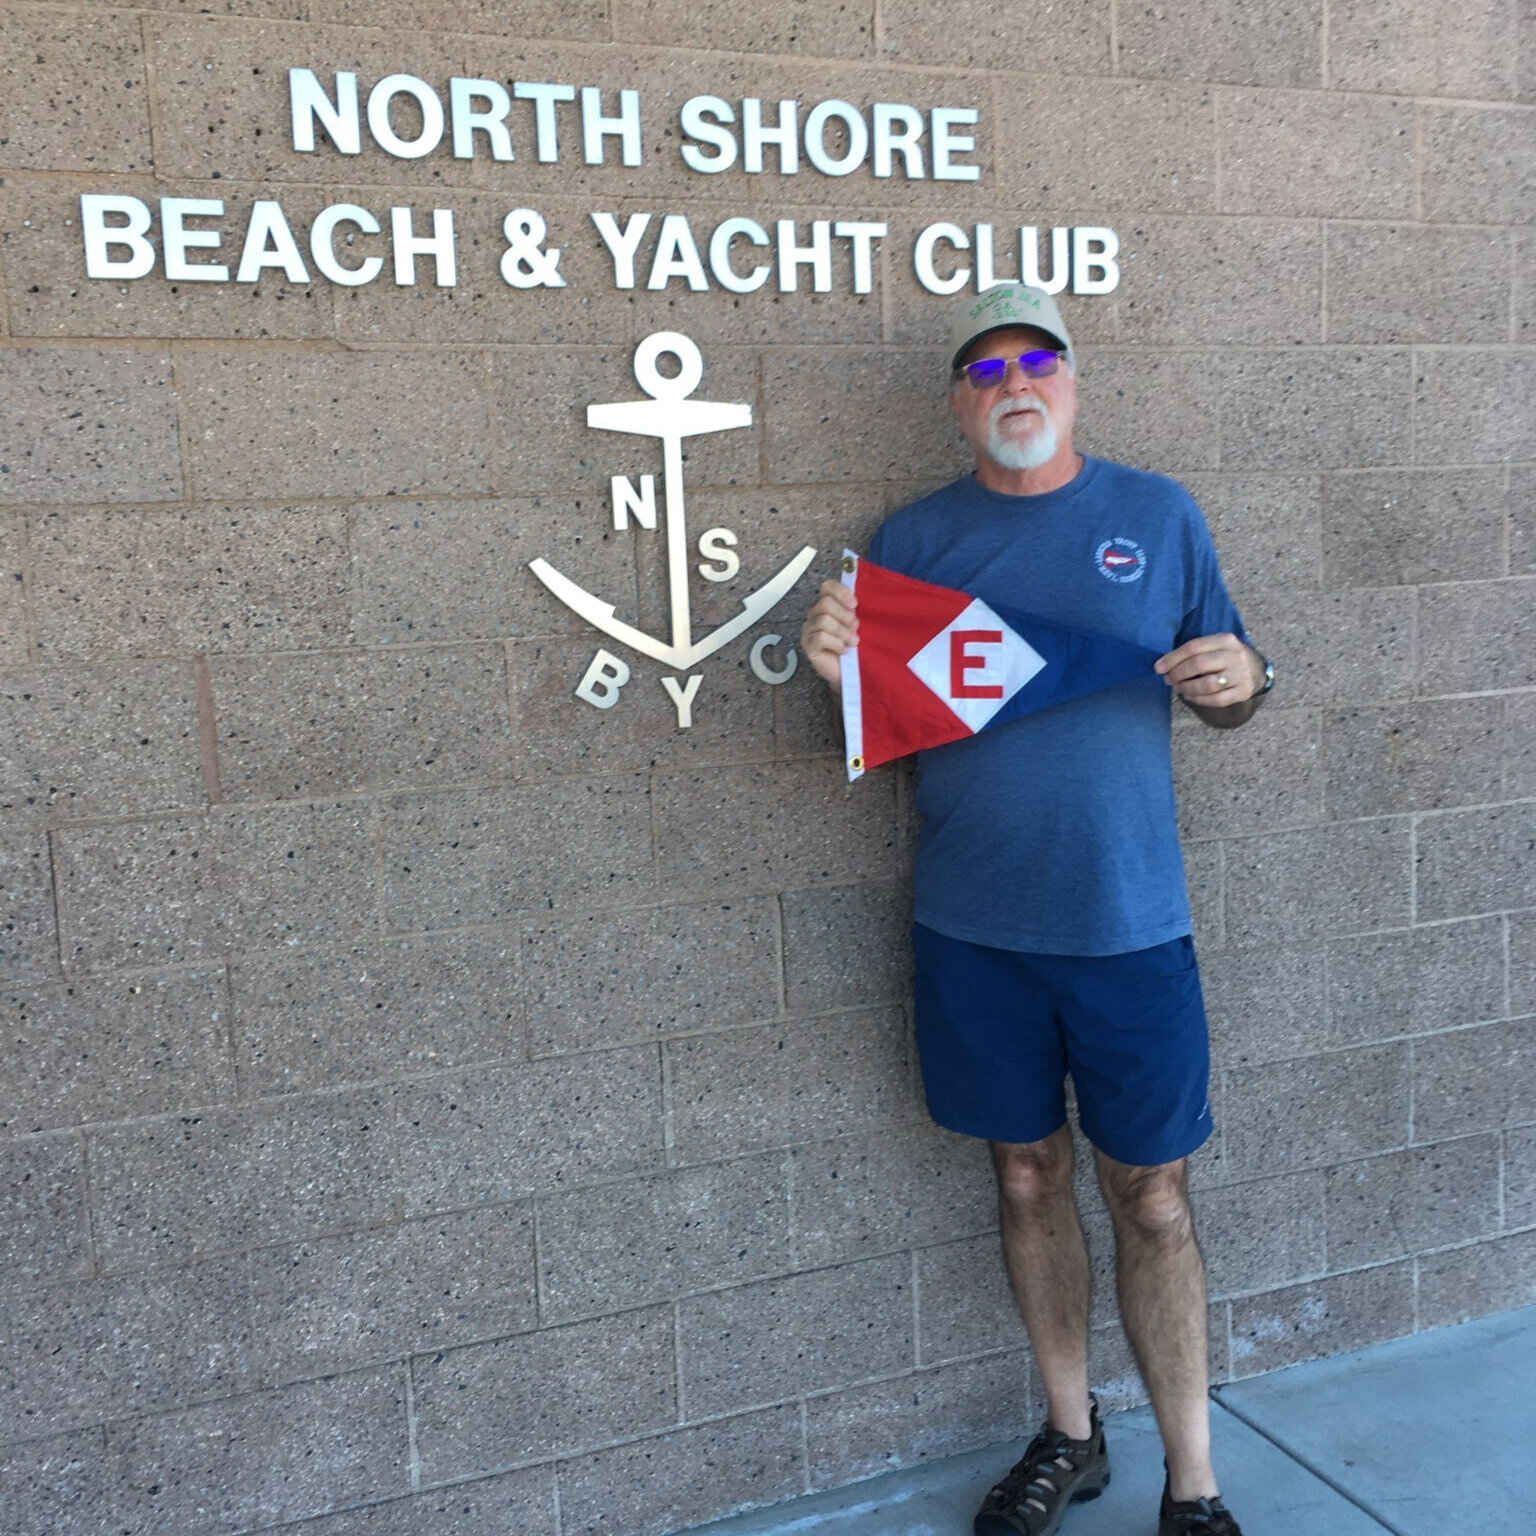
left=800, top=284, right=1271, bottom=1536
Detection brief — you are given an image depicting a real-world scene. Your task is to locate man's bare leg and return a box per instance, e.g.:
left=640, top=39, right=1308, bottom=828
left=1095, top=1152, right=1217, bottom=1502
left=989, top=1125, right=1094, bottom=1440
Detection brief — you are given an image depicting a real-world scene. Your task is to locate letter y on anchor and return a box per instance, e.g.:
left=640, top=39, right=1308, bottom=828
left=529, top=332, right=817, bottom=672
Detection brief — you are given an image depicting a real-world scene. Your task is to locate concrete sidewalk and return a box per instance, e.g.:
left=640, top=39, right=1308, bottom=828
left=678, top=1306, right=1534, bottom=1536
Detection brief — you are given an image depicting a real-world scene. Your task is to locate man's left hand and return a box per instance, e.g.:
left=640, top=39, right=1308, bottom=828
left=1154, top=634, right=1264, bottom=707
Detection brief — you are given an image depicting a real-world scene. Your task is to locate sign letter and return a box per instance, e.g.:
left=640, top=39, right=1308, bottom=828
left=576, top=648, right=631, bottom=709
left=661, top=673, right=703, bottom=728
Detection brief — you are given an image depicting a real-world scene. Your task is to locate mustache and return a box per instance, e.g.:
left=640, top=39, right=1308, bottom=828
left=989, top=397, right=1046, bottom=427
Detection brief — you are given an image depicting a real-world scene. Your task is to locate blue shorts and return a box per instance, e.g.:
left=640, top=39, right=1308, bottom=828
left=911, top=923, right=1213, bottom=1167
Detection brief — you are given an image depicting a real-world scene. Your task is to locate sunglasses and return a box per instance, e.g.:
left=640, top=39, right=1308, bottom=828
left=956, top=350, right=1066, bottom=389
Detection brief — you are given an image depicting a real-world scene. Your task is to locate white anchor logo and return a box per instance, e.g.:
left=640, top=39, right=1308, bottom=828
left=529, top=332, right=818, bottom=682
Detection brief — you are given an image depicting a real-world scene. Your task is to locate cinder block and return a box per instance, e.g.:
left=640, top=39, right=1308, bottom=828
left=378, top=778, right=654, bottom=929
left=1118, top=0, right=1323, bottom=87
left=0, top=1133, right=90, bottom=1286
left=1174, top=705, right=1322, bottom=838
left=1222, top=1043, right=1410, bottom=1175
left=1217, top=89, right=1413, bottom=218
left=1512, top=912, right=1536, bottom=1015
left=914, top=1232, right=1028, bottom=1367
left=88, top=1089, right=398, bottom=1269
left=1418, top=578, right=1535, bottom=695
left=806, top=1349, right=1035, bottom=1490
left=0, top=661, right=204, bottom=825
left=285, top=1467, right=558, bottom=1536
left=1414, top=351, right=1536, bottom=464
left=1421, top=106, right=1536, bottom=223
left=1502, top=1125, right=1536, bottom=1231
left=0, top=348, right=180, bottom=505
left=654, top=758, right=902, bottom=896
left=1418, top=1229, right=1536, bottom=1327
left=878, top=1, right=1107, bottom=67
left=1322, top=468, right=1506, bottom=587
left=491, top=346, right=759, bottom=496
left=1327, top=917, right=1506, bottom=1045
left=0, top=968, right=232, bottom=1135
left=1, top=178, right=335, bottom=340
left=391, top=1048, right=664, bottom=1214
left=146, top=19, right=465, bottom=187
left=1324, top=1136, right=1500, bottom=1268
left=1328, top=0, right=1517, bottom=96
left=411, top=1308, right=675, bottom=1479
left=1076, top=348, right=1224, bottom=473
left=1325, top=226, right=1511, bottom=346
left=1322, top=698, right=1505, bottom=818
left=1416, top=804, right=1536, bottom=922
left=994, top=77, right=1215, bottom=212
left=1223, top=818, right=1412, bottom=946
left=107, top=1368, right=408, bottom=1533
left=0, top=1428, right=112, bottom=1536
left=677, top=1256, right=912, bottom=1417
left=1117, top=219, right=1322, bottom=345
left=51, top=803, right=222, bottom=976
left=177, top=349, right=494, bottom=500
left=558, top=1404, right=805, bottom=1536
left=1218, top=350, right=1412, bottom=469
left=350, top=497, right=636, bottom=647
left=1229, top=590, right=1415, bottom=705
left=1, top=1254, right=255, bottom=1438
left=232, top=932, right=520, bottom=1096
left=55, top=806, right=377, bottom=972
left=668, top=1008, right=918, bottom=1162
left=1184, top=839, right=1225, bottom=949
left=314, top=0, right=603, bottom=38
left=791, top=1122, right=995, bottom=1267
left=332, top=190, right=622, bottom=348
left=782, top=880, right=911, bottom=1014
left=1179, top=476, right=1327, bottom=595
left=1228, top=1261, right=1414, bottom=1375
left=249, top=1205, right=537, bottom=1387
left=28, top=505, right=352, bottom=660
left=1200, top=940, right=1330, bottom=1067
left=1411, top=1020, right=1536, bottom=1139
left=0, top=12, right=151, bottom=172
left=538, top=1156, right=792, bottom=1321
left=0, top=514, right=27, bottom=664
left=1508, top=691, right=1536, bottom=799
left=212, top=645, right=511, bottom=801
left=507, top=640, right=777, bottom=779
left=1196, top=1170, right=1325, bottom=1297
left=761, top=348, right=966, bottom=485
left=1, top=832, right=59, bottom=982
left=520, top=900, right=780, bottom=1057
left=678, top=1259, right=903, bottom=1413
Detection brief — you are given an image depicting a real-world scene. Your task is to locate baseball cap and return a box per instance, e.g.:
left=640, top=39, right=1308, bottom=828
left=949, top=284, right=1073, bottom=370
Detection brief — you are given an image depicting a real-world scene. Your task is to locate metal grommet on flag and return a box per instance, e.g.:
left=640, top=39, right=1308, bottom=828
left=850, top=755, right=864, bottom=771
left=841, top=555, right=856, bottom=573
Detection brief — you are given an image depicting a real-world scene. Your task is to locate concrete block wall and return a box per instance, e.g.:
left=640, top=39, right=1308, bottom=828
left=0, top=2, right=1531, bottom=1533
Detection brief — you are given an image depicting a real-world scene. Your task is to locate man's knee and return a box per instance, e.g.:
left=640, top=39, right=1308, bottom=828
left=1097, top=1159, right=1195, bottom=1251
left=989, top=1127, right=1075, bottom=1216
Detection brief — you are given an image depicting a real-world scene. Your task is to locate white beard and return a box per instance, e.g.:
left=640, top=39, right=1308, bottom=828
left=987, top=398, right=1058, bottom=470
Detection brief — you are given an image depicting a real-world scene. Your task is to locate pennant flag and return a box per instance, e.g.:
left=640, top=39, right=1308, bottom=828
left=839, top=552, right=1163, bottom=780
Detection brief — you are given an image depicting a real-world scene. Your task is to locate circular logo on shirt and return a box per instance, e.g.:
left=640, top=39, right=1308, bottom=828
left=1094, top=537, right=1147, bottom=584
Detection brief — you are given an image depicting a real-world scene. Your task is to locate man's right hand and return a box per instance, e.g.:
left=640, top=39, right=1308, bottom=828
left=800, top=578, right=858, bottom=692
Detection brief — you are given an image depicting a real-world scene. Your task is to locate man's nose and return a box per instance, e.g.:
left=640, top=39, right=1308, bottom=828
left=999, top=359, right=1032, bottom=392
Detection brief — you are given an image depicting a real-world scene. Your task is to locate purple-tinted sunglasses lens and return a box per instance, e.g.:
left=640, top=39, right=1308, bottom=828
left=964, top=350, right=1061, bottom=388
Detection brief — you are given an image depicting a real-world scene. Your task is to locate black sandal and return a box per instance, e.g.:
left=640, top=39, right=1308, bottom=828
left=973, top=1400, right=1110, bottom=1536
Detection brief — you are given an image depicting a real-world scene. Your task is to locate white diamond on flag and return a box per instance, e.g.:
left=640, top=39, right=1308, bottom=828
left=906, top=598, right=1048, bottom=733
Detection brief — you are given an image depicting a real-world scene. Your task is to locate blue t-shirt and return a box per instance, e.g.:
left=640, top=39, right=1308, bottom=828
left=867, top=456, right=1247, bottom=956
